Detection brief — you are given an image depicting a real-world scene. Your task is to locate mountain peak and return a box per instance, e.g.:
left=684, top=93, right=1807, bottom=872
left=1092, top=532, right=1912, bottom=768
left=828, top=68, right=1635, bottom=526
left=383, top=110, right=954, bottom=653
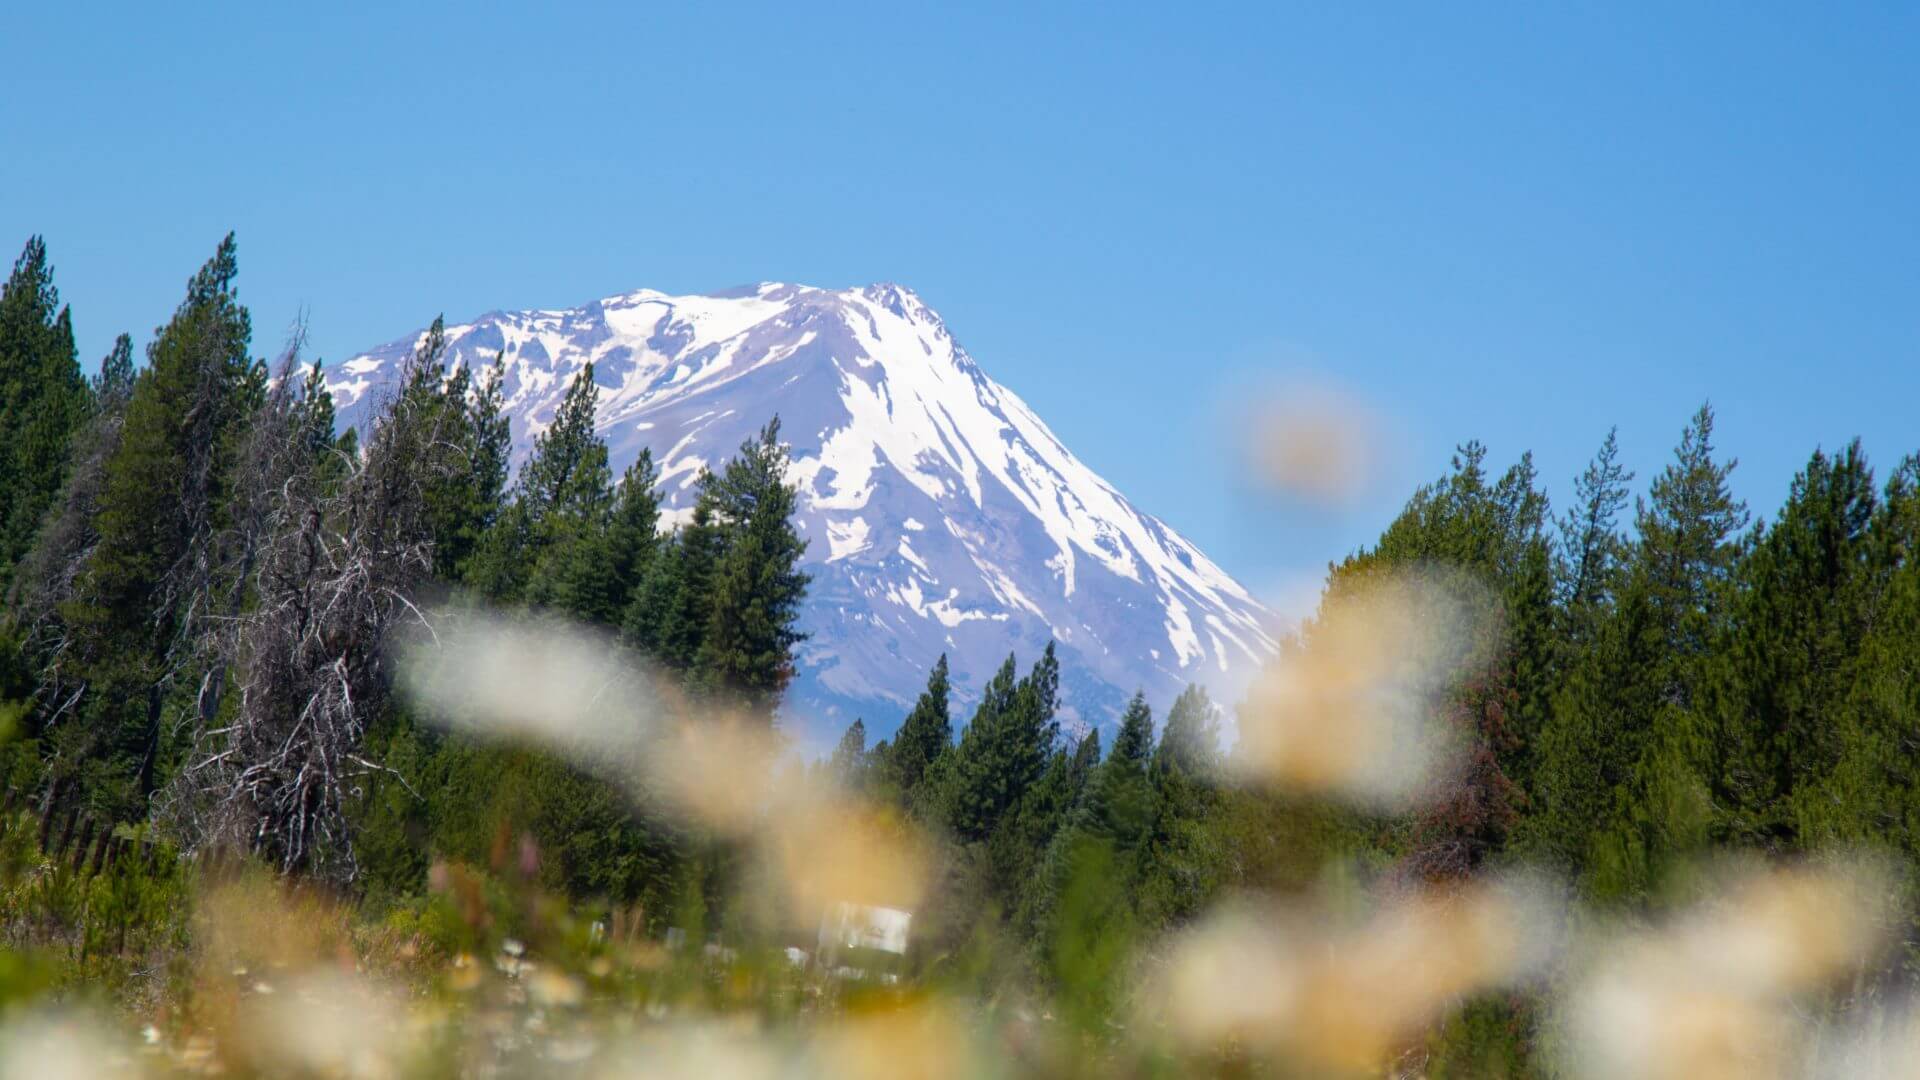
left=331, top=283, right=1275, bottom=747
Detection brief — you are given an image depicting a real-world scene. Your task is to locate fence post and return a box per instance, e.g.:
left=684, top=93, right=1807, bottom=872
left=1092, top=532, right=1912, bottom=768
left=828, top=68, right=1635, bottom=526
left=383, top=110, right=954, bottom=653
left=36, top=780, right=60, bottom=853
left=72, top=818, right=96, bottom=874
left=53, top=802, right=79, bottom=857
left=89, top=830, right=112, bottom=877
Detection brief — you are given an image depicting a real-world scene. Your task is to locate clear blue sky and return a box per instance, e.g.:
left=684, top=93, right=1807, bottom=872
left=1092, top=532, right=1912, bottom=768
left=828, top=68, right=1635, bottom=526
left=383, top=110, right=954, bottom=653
left=5, top=3, right=1915, bottom=612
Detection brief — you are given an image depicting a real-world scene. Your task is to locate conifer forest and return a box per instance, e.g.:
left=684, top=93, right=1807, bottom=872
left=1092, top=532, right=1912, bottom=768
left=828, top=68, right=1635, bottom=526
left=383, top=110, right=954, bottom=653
left=4, top=233, right=1920, bottom=1078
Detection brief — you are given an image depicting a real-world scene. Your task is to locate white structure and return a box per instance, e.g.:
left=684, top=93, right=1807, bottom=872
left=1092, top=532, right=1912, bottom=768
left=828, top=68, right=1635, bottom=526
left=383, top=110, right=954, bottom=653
left=817, top=901, right=912, bottom=958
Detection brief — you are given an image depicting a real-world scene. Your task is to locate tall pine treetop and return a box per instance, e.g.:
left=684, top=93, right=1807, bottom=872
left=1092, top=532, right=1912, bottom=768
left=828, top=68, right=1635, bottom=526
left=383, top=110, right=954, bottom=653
left=889, top=653, right=952, bottom=801
left=1155, top=684, right=1219, bottom=777
left=0, top=236, right=89, bottom=585
left=1558, top=426, right=1634, bottom=613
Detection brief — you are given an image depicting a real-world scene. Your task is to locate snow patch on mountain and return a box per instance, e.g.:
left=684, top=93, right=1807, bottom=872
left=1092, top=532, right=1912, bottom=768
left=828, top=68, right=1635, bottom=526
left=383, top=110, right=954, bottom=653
left=332, top=282, right=1277, bottom=747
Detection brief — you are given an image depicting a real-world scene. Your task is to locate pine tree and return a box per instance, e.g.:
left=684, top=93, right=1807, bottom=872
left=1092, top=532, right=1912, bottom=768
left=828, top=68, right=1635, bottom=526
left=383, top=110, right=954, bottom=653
left=1001, top=732, right=1097, bottom=943
left=11, top=335, right=138, bottom=617
left=514, top=363, right=617, bottom=616
left=1808, top=456, right=1920, bottom=856
left=605, top=449, right=662, bottom=607
left=1636, top=404, right=1750, bottom=708
left=692, top=419, right=811, bottom=715
left=626, top=499, right=722, bottom=672
left=54, top=234, right=261, bottom=818
left=1706, top=441, right=1878, bottom=849
left=92, top=334, right=134, bottom=405
left=1522, top=575, right=1662, bottom=872
left=1316, top=441, right=1547, bottom=871
left=1081, top=692, right=1157, bottom=852
left=520, top=362, right=612, bottom=525
left=886, top=654, right=952, bottom=805
left=443, top=350, right=512, bottom=582
left=829, top=718, right=868, bottom=788
left=1027, top=700, right=1143, bottom=1018
left=937, top=653, right=1023, bottom=842
left=1068, top=728, right=1101, bottom=787
left=1529, top=404, right=1746, bottom=900
left=1153, top=684, right=1220, bottom=779
left=1139, top=687, right=1226, bottom=926
left=0, top=237, right=90, bottom=588
left=1557, top=427, right=1635, bottom=625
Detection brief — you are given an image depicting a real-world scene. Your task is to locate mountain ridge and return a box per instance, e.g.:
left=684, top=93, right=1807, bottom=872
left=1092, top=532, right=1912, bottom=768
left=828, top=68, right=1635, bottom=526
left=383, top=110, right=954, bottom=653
left=329, top=281, right=1277, bottom=748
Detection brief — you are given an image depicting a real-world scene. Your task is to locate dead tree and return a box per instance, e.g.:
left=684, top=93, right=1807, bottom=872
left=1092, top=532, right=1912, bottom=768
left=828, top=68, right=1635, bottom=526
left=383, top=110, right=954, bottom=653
left=167, top=333, right=472, bottom=880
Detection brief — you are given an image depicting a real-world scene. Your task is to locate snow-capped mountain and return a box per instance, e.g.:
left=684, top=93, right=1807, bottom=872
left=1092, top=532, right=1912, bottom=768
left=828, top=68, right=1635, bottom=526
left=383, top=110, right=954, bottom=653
left=331, top=283, right=1277, bottom=748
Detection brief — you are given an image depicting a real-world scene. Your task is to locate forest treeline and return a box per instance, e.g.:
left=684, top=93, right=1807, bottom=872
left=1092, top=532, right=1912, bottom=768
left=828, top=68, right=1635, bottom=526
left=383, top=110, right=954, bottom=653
left=3, top=235, right=1920, bottom=1067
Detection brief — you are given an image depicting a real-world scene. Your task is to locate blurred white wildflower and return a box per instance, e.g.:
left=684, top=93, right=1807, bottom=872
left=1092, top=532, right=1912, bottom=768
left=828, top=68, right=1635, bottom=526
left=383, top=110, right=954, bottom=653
left=1239, top=377, right=1382, bottom=507
left=591, top=1024, right=789, bottom=1080
left=1151, top=873, right=1560, bottom=1070
left=1562, top=859, right=1894, bottom=1080
left=397, top=610, right=662, bottom=762
left=0, top=1011, right=140, bottom=1080
left=399, top=606, right=936, bottom=935
left=246, top=970, right=407, bottom=1079
left=1811, top=995, right=1920, bottom=1080
left=1233, top=569, right=1482, bottom=808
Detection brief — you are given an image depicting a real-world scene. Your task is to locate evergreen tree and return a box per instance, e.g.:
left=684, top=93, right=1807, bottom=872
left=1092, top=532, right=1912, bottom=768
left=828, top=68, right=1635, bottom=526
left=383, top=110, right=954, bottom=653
left=384, top=319, right=511, bottom=586
left=605, top=449, right=662, bottom=607
left=1153, top=683, right=1220, bottom=779
left=1001, top=730, right=1098, bottom=943
left=507, top=362, right=615, bottom=613
left=92, top=333, right=135, bottom=405
left=1081, top=692, right=1157, bottom=853
left=1529, top=404, right=1746, bottom=900
left=1636, top=404, right=1751, bottom=707
left=623, top=529, right=684, bottom=660
left=829, top=718, right=868, bottom=788
left=1808, top=456, right=1920, bottom=856
left=937, top=653, right=1023, bottom=842
left=626, top=500, right=722, bottom=672
left=1027, top=702, right=1143, bottom=1016
left=520, top=361, right=612, bottom=524
left=1068, top=728, right=1101, bottom=788
left=54, top=234, right=260, bottom=818
left=692, top=419, right=811, bottom=715
left=441, top=350, right=512, bottom=582
left=1557, top=427, right=1635, bottom=625
left=1317, top=442, right=1548, bottom=872
left=0, top=237, right=90, bottom=588
left=1706, top=442, right=1878, bottom=849
left=1139, top=687, right=1226, bottom=926
left=886, top=654, right=952, bottom=805
left=1523, top=575, right=1661, bottom=872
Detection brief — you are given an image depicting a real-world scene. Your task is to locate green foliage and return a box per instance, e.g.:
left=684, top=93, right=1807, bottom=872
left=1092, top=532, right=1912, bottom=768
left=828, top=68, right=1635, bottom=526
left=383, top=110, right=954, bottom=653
left=360, top=719, right=684, bottom=917
left=1136, top=686, right=1225, bottom=925
left=690, top=419, right=812, bottom=715
left=938, top=647, right=1058, bottom=844
left=430, top=345, right=513, bottom=583
left=1425, top=996, right=1538, bottom=1078
left=829, top=719, right=869, bottom=790
left=1527, top=405, right=1749, bottom=902
left=884, top=654, right=952, bottom=808
left=1706, top=441, right=1878, bottom=850
left=997, top=729, right=1098, bottom=944
left=0, top=237, right=90, bottom=592
left=46, top=233, right=262, bottom=821
left=1081, top=693, right=1157, bottom=852
left=10, top=233, right=1920, bottom=1069
left=1041, top=835, right=1136, bottom=1030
